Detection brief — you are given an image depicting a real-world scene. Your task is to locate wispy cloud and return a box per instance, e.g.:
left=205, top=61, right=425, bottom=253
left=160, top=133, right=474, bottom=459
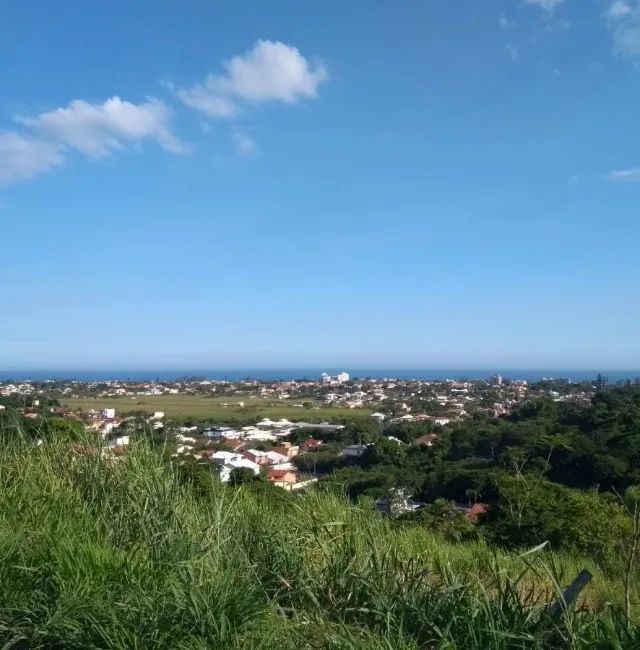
left=606, top=167, right=640, bottom=182
left=499, top=13, right=510, bottom=29
left=607, top=0, right=633, bottom=18
left=525, top=0, right=564, bottom=12
left=505, top=43, right=520, bottom=61
left=17, top=96, right=187, bottom=158
left=177, top=40, right=328, bottom=119
left=1, top=40, right=326, bottom=187
left=605, top=1, right=640, bottom=59
left=231, top=128, right=257, bottom=156
left=0, top=132, right=64, bottom=186
left=1, top=96, right=186, bottom=186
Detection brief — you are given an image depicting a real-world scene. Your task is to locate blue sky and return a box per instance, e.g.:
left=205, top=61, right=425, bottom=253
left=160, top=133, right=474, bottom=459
left=1, top=0, right=640, bottom=370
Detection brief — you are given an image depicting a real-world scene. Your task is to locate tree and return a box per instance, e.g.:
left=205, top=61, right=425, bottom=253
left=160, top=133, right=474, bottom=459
left=361, top=437, right=406, bottom=468
left=229, top=467, right=258, bottom=485
left=400, top=499, right=478, bottom=542
left=485, top=474, right=631, bottom=566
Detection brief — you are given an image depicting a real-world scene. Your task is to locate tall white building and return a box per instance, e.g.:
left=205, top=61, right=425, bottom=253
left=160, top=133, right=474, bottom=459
left=337, top=372, right=350, bottom=383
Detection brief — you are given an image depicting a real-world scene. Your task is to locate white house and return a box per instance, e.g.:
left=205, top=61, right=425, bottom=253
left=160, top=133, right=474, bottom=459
left=219, top=458, right=260, bottom=482
left=210, top=451, right=243, bottom=464
left=108, top=435, right=130, bottom=448
left=175, top=444, right=194, bottom=455
left=102, top=408, right=116, bottom=419
left=176, top=434, right=197, bottom=443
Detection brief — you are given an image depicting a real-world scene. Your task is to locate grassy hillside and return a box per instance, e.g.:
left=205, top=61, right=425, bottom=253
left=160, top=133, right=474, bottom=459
left=63, top=394, right=372, bottom=421
left=0, top=425, right=637, bottom=648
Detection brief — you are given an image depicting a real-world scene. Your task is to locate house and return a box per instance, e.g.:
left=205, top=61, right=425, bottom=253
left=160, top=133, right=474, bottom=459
left=102, top=421, right=118, bottom=437
left=219, top=458, right=260, bottom=482
left=375, top=488, right=424, bottom=517
left=222, top=438, right=246, bottom=452
left=459, top=503, right=488, bottom=523
left=271, top=461, right=296, bottom=471
left=151, top=411, right=165, bottom=420
left=265, top=451, right=290, bottom=465
left=102, top=408, right=116, bottom=419
left=210, top=451, right=242, bottom=464
left=175, top=444, right=194, bottom=454
left=108, top=435, right=130, bottom=448
left=300, top=438, right=324, bottom=452
left=414, top=434, right=438, bottom=447
left=267, top=469, right=298, bottom=488
left=244, top=429, right=277, bottom=442
left=244, top=449, right=270, bottom=465
left=371, top=412, right=386, bottom=421
left=273, top=442, right=299, bottom=458
left=294, top=422, right=345, bottom=432
left=342, top=444, right=368, bottom=458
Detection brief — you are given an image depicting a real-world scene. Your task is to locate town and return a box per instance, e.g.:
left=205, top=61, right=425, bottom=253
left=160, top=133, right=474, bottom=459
left=0, top=371, right=601, bottom=492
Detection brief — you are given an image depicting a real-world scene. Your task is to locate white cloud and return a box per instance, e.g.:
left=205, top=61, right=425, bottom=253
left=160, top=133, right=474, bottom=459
left=505, top=43, right=520, bottom=60
left=607, top=167, right=640, bottom=181
left=607, top=1, right=633, bottom=18
left=0, top=132, right=64, bottom=186
left=177, top=39, right=328, bottom=119
left=525, top=0, right=564, bottom=11
left=605, top=1, right=640, bottom=59
left=499, top=14, right=509, bottom=29
left=231, top=128, right=257, bottom=156
left=17, top=96, right=187, bottom=158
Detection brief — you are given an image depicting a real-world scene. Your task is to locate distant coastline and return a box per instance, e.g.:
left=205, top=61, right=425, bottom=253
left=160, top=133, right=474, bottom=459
left=1, top=368, right=639, bottom=383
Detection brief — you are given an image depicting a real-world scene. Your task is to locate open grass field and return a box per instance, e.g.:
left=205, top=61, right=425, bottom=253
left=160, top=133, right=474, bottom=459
left=63, top=394, right=373, bottom=422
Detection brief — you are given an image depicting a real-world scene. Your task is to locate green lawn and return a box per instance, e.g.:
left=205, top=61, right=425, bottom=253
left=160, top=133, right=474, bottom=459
left=62, top=394, right=373, bottom=422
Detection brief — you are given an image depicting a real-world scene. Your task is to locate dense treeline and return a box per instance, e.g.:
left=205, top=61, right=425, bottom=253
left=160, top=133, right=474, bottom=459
left=306, top=387, right=640, bottom=567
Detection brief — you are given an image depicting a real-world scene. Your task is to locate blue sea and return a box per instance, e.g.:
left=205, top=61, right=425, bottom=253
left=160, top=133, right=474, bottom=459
left=1, top=368, right=639, bottom=383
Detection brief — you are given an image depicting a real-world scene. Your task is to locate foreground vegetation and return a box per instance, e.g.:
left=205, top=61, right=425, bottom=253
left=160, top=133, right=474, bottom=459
left=0, top=416, right=638, bottom=648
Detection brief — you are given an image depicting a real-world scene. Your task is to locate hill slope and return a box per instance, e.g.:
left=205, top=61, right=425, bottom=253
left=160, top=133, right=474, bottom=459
left=0, top=429, right=637, bottom=648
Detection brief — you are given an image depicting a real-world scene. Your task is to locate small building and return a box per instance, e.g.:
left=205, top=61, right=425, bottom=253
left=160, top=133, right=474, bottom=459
left=463, top=503, right=488, bottom=523
left=300, top=438, right=324, bottom=452
left=108, top=435, right=130, bottom=448
left=267, top=469, right=298, bottom=488
left=342, top=444, right=368, bottom=458
left=273, top=442, right=299, bottom=458
left=414, top=434, right=438, bottom=447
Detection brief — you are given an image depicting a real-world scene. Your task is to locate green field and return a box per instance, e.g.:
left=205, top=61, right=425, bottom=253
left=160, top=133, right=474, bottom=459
left=63, top=394, right=373, bottom=422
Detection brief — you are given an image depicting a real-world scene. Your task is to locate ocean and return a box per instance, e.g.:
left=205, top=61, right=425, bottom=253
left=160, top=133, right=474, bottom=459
left=1, top=368, right=639, bottom=383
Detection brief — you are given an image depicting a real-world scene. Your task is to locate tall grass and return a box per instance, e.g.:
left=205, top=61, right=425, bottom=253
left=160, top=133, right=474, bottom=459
left=0, top=423, right=637, bottom=648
